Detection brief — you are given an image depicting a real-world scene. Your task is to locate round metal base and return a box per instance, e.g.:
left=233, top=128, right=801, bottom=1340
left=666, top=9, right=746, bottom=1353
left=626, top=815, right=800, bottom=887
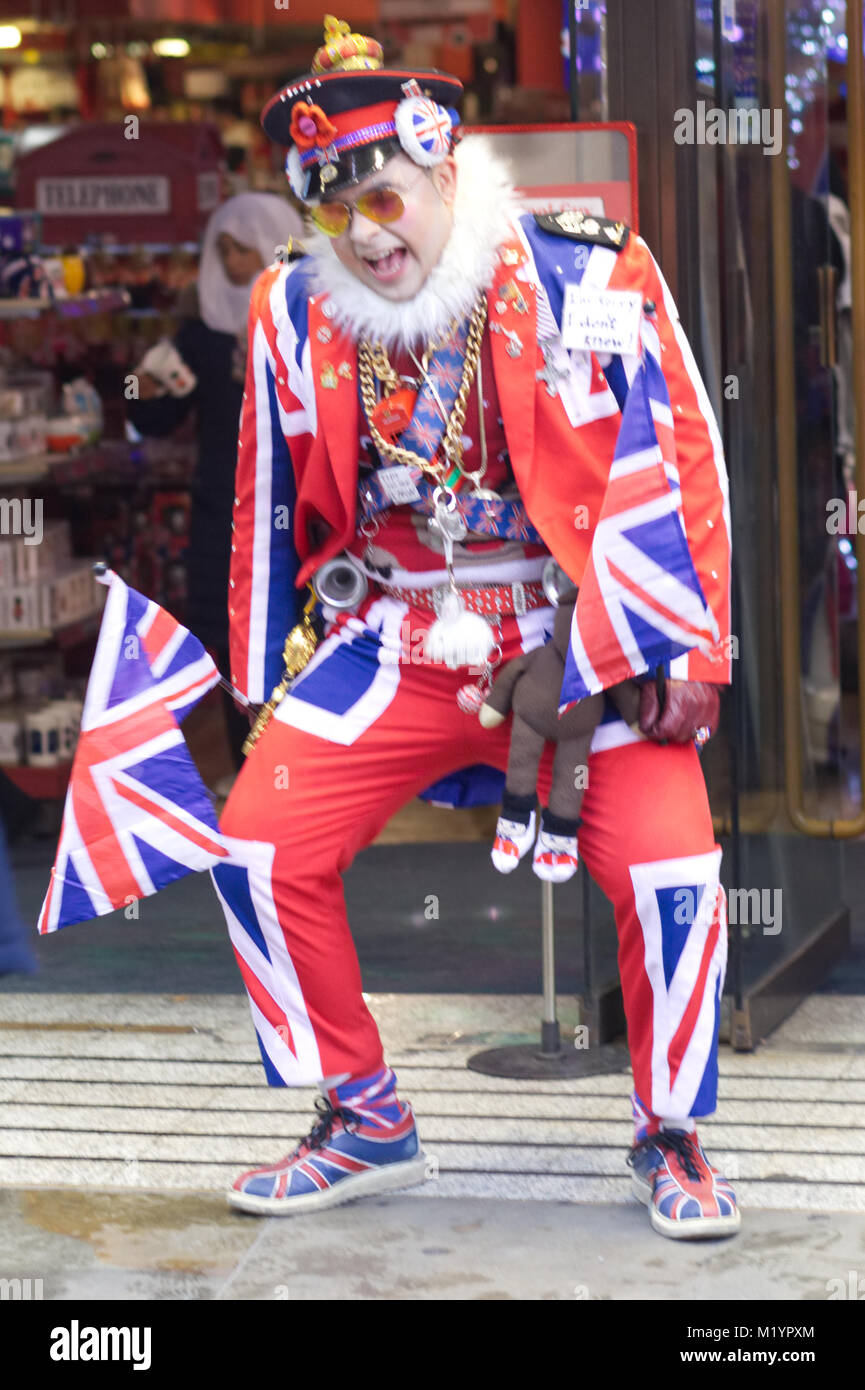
left=466, top=1041, right=631, bottom=1080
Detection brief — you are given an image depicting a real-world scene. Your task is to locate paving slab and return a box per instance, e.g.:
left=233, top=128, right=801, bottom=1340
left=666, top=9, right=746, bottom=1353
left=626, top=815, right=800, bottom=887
left=2, top=1188, right=864, bottom=1301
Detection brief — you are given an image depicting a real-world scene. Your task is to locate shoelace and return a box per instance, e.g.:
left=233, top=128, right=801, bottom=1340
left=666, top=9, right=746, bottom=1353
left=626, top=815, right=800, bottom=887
left=647, top=1129, right=704, bottom=1182
left=290, top=1096, right=362, bottom=1160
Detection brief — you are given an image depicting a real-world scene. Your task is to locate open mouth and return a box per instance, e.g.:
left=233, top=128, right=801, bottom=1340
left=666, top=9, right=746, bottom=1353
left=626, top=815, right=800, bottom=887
left=363, top=247, right=408, bottom=282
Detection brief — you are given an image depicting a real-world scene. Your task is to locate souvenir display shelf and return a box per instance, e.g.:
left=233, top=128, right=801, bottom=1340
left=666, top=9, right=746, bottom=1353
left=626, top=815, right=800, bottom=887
left=0, top=136, right=210, bottom=799
left=0, top=288, right=130, bottom=321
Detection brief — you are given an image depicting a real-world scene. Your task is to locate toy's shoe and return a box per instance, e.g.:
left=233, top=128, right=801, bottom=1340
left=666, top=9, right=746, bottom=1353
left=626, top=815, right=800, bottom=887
left=228, top=1097, right=428, bottom=1215
left=491, top=810, right=536, bottom=874
left=628, top=1128, right=741, bottom=1240
left=532, top=828, right=578, bottom=882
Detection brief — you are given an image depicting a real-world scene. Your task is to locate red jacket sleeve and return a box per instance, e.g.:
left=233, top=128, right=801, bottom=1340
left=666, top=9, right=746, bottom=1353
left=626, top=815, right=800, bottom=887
left=637, top=240, right=732, bottom=683
left=229, top=264, right=308, bottom=705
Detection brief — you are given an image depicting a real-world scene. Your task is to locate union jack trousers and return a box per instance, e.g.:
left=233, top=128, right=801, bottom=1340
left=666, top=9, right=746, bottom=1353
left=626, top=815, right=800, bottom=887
left=216, top=595, right=727, bottom=1124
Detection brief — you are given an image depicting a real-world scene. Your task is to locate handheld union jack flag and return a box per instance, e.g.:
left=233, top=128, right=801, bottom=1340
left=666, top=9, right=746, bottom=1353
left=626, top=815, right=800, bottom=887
left=38, top=570, right=229, bottom=934
left=560, top=345, right=720, bottom=709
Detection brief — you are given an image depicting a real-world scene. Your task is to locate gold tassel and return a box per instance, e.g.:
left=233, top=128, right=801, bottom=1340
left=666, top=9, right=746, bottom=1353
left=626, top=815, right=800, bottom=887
left=242, top=590, right=319, bottom=757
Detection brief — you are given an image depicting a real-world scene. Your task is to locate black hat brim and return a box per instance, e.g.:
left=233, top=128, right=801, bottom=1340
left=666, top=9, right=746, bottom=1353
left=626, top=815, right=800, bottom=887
left=297, top=137, right=407, bottom=202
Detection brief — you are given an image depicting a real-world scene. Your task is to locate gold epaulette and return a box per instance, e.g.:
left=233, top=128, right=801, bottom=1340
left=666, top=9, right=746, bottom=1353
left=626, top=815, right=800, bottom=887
left=534, top=210, right=630, bottom=251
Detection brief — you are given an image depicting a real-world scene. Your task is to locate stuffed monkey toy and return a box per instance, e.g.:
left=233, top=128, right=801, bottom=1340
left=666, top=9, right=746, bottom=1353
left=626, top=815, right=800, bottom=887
left=480, top=587, right=640, bottom=882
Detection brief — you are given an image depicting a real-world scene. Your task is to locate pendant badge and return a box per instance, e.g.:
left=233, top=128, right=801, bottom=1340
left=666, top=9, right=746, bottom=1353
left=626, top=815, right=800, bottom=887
left=371, top=387, right=417, bottom=444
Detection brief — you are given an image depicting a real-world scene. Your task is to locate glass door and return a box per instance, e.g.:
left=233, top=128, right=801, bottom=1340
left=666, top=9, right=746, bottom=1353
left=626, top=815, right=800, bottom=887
left=695, top=0, right=858, bottom=1045
left=584, top=0, right=859, bottom=1046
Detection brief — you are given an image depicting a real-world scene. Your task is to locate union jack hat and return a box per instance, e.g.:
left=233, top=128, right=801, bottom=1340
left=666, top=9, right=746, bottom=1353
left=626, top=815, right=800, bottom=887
left=261, top=14, right=462, bottom=202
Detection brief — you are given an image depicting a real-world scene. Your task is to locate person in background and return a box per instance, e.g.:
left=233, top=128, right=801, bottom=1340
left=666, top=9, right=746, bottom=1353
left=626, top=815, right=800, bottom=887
left=0, top=768, right=38, bottom=975
left=0, top=815, right=36, bottom=976
left=126, top=193, right=305, bottom=779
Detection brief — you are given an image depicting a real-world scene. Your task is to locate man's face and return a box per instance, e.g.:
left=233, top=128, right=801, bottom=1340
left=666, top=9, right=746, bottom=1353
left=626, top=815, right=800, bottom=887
left=323, top=153, right=457, bottom=301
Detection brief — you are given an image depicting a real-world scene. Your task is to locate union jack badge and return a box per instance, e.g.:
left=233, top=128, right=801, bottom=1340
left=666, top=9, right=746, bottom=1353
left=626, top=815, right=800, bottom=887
left=395, top=95, right=455, bottom=167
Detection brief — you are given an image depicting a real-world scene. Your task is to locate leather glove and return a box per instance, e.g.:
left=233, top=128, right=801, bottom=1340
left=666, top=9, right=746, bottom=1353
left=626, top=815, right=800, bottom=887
left=638, top=679, right=721, bottom=744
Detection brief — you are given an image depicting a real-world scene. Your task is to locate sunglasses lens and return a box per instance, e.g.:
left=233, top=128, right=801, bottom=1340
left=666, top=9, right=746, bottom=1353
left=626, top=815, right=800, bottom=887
left=356, top=189, right=405, bottom=224
left=310, top=202, right=350, bottom=237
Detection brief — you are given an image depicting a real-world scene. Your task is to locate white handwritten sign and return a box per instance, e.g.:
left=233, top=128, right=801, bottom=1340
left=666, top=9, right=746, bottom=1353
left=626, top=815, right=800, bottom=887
left=561, top=285, right=642, bottom=356
left=379, top=466, right=421, bottom=505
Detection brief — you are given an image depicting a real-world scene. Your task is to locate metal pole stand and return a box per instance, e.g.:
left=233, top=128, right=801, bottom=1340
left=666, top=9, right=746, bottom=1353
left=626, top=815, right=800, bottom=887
left=467, top=879, right=630, bottom=1079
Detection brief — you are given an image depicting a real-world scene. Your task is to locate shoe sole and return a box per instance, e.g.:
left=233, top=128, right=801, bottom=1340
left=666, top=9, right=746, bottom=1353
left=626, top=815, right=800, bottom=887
left=631, top=1174, right=741, bottom=1240
left=227, top=1153, right=430, bottom=1217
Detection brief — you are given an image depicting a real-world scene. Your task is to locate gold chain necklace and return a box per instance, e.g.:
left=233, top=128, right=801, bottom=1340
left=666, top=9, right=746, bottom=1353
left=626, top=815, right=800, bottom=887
left=357, top=294, right=488, bottom=487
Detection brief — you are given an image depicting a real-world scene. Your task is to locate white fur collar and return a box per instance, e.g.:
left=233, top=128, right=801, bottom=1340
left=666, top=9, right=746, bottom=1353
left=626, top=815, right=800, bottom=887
left=302, top=136, right=520, bottom=351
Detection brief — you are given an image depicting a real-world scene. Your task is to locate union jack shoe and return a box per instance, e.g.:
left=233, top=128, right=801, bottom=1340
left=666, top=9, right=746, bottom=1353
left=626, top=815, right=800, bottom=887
left=491, top=810, right=536, bottom=874
left=228, top=1097, right=429, bottom=1216
left=627, top=1128, right=741, bottom=1240
left=532, top=828, right=579, bottom=882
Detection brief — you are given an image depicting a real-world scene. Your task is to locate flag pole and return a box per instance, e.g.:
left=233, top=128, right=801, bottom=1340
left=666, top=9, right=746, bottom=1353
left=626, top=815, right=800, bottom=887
left=216, top=678, right=251, bottom=708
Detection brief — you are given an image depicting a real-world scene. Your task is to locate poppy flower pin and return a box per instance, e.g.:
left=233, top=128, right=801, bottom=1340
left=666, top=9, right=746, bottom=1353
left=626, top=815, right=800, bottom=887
left=289, top=102, right=338, bottom=151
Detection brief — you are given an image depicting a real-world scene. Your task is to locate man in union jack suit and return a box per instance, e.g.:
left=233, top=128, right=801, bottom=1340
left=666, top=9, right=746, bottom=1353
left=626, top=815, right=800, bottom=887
left=217, top=14, right=738, bottom=1238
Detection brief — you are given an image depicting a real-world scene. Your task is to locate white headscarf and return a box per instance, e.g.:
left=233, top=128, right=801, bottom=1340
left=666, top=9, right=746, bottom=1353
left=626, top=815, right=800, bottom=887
left=198, top=192, right=304, bottom=336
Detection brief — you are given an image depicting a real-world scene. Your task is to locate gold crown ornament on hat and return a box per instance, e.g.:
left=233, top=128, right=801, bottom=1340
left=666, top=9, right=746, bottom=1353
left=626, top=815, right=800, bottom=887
left=261, top=13, right=463, bottom=203
left=312, top=15, right=383, bottom=74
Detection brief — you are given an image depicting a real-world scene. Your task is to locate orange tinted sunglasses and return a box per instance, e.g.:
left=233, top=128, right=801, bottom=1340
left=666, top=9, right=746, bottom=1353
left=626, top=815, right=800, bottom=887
left=309, top=186, right=408, bottom=238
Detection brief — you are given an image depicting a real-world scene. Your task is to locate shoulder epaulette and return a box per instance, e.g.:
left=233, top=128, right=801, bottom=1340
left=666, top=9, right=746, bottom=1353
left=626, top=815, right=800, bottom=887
left=534, top=210, right=630, bottom=251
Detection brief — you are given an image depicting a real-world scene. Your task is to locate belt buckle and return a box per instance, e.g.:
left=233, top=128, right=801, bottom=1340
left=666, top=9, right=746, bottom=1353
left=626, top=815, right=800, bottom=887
left=511, top=581, right=527, bottom=617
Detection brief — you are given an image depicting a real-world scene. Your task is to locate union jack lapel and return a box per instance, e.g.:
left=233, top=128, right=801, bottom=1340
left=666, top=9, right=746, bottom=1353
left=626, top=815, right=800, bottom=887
left=307, top=296, right=360, bottom=542
left=488, top=240, right=538, bottom=488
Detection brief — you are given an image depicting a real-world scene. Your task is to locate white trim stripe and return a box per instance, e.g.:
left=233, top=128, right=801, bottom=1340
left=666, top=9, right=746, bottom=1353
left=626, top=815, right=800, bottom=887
left=247, top=317, right=275, bottom=704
